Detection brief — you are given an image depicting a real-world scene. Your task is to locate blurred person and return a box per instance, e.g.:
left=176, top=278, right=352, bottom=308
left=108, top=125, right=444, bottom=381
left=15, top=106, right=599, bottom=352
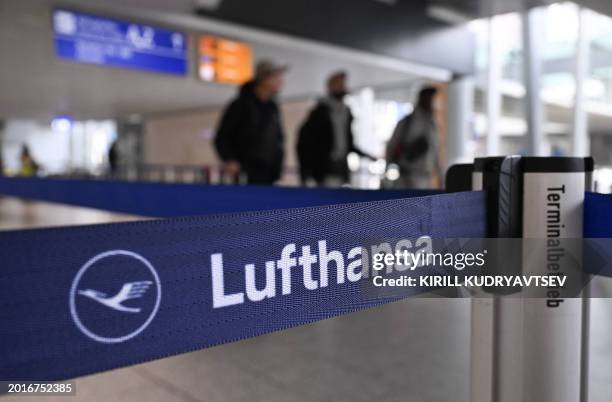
left=19, top=144, right=39, bottom=177
left=108, top=140, right=119, bottom=176
left=297, top=71, right=373, bottom=187
left=386, top=86, right=442, bottom=189
left=215, top=59, right=287, bottom=185
left=0, top=121, right=3, bottom=176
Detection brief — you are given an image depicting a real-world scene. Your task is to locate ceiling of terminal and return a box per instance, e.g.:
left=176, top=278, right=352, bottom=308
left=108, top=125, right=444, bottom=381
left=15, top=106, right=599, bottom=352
left=50, top=0, right=612, bottom=20
left=194, top=0, right=476, bottom=75
left=57, top=0, right=612, bottom=23
left=429, top=0, right=612, bottom=18
left=0, top=0, right=441, bottom=121
left=429, top=0, right=555, bottom=18
left=3, top=0, right=612, bottom=121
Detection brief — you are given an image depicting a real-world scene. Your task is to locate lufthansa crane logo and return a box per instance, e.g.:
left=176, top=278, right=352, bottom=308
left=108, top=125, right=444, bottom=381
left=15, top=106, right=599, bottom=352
left=70, top=250, right=161, bottom=343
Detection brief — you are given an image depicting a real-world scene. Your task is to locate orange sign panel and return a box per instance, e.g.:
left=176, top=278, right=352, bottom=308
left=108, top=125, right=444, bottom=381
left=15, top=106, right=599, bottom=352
left=198, top=36, right=253, bottom=85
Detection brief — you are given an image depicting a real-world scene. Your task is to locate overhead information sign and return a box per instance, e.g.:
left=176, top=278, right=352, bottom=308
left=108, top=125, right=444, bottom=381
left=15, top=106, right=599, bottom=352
left=198, top=36, right=253, bottom=85
left=52, top=9, right=188, bottom=76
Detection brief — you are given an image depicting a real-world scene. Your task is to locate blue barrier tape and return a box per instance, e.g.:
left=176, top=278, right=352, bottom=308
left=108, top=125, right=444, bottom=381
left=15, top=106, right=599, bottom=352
left=584, top=192, right=612, bottom=238
left=2, top=177, right=611, bottom=381
left=0, top=190, right=486, bottom=380
left=583, top=192, right=612, bottom=277
left=0, top=177, right=441, bottom=217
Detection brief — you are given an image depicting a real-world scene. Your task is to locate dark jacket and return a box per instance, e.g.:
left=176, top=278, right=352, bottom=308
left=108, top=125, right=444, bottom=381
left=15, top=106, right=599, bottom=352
left=108, top=141, right=119, bottom=174
left=215, top=82, right=284, bottom=183
left=297, top=100, right=365, bottom=184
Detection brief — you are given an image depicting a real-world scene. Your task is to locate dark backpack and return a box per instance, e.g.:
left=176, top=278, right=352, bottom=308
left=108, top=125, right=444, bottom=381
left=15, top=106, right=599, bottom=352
left=390, top=116, right=430, bottom=163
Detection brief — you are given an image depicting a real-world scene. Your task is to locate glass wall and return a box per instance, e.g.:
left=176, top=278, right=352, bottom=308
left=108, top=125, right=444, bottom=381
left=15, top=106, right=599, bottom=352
left=1, top=119, right=116, bottom=176
left=467, top=2, right=612, bottom=164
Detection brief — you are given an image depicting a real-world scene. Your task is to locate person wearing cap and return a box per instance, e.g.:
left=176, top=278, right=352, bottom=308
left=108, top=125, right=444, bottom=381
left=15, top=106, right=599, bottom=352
left=385, top=86, right=442, bottom=189
left=215, top=60, right=287, bottom=184
left=297, top=71, right=373, bottom=187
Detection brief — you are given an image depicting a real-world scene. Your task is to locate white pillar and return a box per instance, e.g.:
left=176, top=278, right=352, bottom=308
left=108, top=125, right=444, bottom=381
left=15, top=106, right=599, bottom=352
left=447, top=75, right=474, bottom=166
left=522, top=8, right=546, bottom=156
left=486, top=17, right=502, bottom=156
left=573, top=8, right=590, bottom=157
left=0, top=120, right=4, bottom=174
left=574, top=13, right=592, bottom=401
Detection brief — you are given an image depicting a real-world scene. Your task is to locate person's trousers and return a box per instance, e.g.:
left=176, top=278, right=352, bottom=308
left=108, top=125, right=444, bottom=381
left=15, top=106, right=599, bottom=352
left=246, top=167, right=280, bottom=185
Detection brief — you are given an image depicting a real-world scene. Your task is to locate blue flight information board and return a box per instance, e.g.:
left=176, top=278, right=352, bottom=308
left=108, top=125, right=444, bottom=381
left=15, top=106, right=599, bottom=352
left=53, top=9, right=188, bottom=76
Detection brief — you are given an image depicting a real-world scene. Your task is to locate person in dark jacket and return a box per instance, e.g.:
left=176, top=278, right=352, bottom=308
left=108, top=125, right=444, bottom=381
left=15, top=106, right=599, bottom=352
left=297, top=71, right=372, bottom=186
left=108, top=140, right=119, bottom=176
left=215, top=60, right=287, bottom=185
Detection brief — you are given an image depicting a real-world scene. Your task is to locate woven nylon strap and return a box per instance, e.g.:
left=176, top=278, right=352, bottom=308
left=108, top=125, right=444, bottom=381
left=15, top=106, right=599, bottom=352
left=0, top=180, right=485, bottom=380
left=0, top=177, right=442, bottom=217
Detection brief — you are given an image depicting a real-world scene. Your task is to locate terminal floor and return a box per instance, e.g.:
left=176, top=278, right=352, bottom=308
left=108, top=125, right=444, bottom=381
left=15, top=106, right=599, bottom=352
left=2, top=296, right=612, bottom=402
left=3, top=298, right=471, bottom=402
left=1, top=197, right=612, bottom=402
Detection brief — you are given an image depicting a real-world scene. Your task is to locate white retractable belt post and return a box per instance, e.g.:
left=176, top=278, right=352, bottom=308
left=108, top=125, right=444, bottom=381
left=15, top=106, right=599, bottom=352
left=465, top=156, right=593, bottom=402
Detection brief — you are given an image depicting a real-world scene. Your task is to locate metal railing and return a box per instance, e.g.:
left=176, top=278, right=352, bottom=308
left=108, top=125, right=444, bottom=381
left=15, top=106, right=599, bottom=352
left=110, top=164, right=220, bottom=184
left=48, top=162, right=390, bottom=189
